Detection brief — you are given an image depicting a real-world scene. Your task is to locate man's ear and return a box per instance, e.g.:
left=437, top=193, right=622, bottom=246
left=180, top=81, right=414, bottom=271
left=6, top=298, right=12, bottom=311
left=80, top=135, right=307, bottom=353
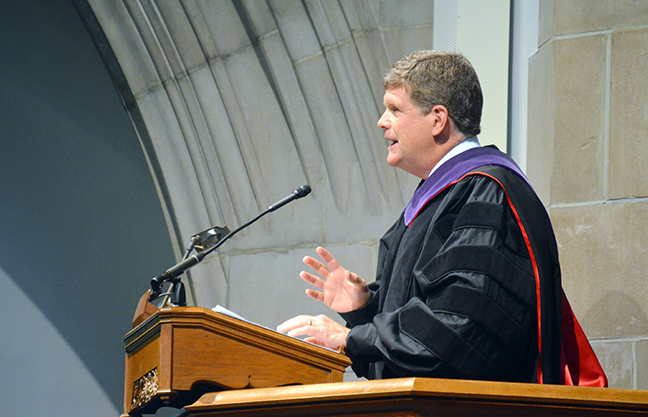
left=429, top=105, right=450, bottom=136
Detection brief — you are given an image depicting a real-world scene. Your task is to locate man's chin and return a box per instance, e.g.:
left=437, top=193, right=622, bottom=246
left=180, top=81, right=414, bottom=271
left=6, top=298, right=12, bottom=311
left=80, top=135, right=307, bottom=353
left=386, top=156, right=401, bottom=168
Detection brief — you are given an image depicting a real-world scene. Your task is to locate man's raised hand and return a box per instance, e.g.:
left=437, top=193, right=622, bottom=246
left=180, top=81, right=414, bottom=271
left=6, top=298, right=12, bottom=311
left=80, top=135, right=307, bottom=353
left=299, top=246, right=370, bottom=313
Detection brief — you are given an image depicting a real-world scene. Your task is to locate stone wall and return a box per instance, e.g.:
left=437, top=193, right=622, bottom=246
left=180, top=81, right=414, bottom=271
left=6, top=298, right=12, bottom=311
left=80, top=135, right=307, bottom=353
left=81, top=0, right=429, bottom=322
left=528, top=0, right=648, bottom=389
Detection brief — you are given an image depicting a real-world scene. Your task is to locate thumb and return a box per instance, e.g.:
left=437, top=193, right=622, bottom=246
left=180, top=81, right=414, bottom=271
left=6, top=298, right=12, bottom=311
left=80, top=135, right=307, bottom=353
left=347, top=271, right=366, bottom=287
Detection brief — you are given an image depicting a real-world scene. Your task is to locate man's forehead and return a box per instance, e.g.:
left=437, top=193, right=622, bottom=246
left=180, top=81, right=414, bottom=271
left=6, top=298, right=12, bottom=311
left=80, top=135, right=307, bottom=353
left=383, top=86, right=412, bottom=104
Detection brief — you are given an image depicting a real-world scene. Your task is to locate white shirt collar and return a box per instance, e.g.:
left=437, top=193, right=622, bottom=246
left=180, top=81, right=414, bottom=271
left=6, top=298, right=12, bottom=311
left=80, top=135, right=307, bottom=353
left=428, top=136, right=481, bottom=177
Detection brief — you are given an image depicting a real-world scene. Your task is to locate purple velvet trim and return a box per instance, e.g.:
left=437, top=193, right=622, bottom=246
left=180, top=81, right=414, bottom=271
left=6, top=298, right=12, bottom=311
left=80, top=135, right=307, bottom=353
left=404, top=147, right=529, bottom=226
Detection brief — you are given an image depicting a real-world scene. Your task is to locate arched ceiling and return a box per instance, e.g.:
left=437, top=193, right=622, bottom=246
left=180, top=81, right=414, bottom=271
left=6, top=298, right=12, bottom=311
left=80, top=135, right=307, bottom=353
left=77, top=0, right=433, bottom=307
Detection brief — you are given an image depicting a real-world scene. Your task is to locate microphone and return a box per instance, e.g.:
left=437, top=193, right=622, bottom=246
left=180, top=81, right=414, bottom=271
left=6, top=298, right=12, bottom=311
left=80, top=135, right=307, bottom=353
left=189, top=225, right=231, bottom=251
left=267, top=185, right=311, bottom=212
left=150, top=252, right=206, bottom=293
left=149, top=185, right=312, bottom=300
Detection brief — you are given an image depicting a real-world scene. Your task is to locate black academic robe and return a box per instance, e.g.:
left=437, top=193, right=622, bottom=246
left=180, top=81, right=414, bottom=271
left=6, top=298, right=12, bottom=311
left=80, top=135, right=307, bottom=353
left=340, top=159, right=562, bottom=383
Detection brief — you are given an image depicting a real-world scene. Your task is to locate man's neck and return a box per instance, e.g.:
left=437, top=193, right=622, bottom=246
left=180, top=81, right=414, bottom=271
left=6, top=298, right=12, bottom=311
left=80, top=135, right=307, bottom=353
left=428, top=136, right=480, bottom=178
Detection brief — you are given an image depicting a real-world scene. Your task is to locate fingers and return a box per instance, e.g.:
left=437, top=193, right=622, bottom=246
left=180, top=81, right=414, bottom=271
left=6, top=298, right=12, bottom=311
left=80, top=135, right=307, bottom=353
left=276, top=315, right=313, bottom=334
left=316, top=246, right=342, bottom=271
left=305, top=288, right=325, bottom=303
left=303, top=247, right=347, bottom=280
left=303, top=337, right=325, bottom=346
left=277, top=314, right=349, bottom=349
left=276, top=315, right=321, bottom=341
left=303, top=255, right=329, bottom=276
left=299, top=271, right=326, bottom=303
left=299, top=270, right=325, bottom=290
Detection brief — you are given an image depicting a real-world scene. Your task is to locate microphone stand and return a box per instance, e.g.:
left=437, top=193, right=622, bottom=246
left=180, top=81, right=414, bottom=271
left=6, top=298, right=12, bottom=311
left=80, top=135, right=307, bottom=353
left=148, top=185, right=311, bottom=303
left=156, top=225, right=232, bottom=307
left=155, top=237, right=197, bottom=308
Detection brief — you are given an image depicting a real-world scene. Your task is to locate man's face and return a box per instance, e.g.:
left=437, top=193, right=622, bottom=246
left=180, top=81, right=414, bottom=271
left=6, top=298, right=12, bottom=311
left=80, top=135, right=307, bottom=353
left=377, top=86, right=438, bottom=179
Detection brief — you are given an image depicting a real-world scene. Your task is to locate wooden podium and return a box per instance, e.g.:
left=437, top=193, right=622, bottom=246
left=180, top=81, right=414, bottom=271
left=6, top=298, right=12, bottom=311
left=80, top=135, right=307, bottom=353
left=122, top=306, right=351, bottom=416
left=181, top=377, right=648, bottom=416
left=123, top=305, right=648, bottom=417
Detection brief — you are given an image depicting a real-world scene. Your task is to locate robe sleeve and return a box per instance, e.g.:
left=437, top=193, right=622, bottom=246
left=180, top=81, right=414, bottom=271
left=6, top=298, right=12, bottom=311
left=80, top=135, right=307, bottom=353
left=342, top=175, right=539, bottom=382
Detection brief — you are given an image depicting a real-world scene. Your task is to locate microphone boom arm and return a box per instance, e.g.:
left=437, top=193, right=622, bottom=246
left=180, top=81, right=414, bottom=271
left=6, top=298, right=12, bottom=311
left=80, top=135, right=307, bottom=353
left=149, top=185, right=311, bottom=301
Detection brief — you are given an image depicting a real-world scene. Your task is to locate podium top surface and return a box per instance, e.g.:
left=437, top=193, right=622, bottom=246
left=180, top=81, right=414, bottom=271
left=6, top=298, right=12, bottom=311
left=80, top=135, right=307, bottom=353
left=123, top=306, right=351, bottom=368
left=184, top=377, right=648, bottom=416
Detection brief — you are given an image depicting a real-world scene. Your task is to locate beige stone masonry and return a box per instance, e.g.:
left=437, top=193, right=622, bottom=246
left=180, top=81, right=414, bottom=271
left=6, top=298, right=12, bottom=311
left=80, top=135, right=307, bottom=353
left=610, top=28, right=648, bottom=199
left=552, top=202, right=648, bottom=340
left=551, top=35, right=607, bottom=205
left=639, top=340, right=648, bottom=390
left=591, top=340, right=635, bottom=389
left=540, top=0, right=648, bottom=43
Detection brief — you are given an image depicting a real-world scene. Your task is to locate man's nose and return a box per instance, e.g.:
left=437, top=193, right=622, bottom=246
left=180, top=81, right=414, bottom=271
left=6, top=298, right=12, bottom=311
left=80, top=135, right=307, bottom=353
left=377, top=111, right=389, bottom=129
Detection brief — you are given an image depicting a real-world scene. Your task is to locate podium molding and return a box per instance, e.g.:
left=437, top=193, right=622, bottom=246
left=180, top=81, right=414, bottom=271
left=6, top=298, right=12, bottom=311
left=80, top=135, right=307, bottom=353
left=122, top=306, right=351, bottom=416
left=180, top=377, right=648, bottom=417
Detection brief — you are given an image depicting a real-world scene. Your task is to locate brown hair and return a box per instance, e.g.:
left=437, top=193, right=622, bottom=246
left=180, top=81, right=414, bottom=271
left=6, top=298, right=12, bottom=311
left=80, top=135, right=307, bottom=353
left=383, top=50, right=483, bottom=136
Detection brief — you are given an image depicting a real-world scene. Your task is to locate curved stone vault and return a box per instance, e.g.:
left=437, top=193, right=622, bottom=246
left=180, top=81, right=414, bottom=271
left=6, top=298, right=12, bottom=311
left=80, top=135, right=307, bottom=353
left=78, top=0, right=433, bottom=315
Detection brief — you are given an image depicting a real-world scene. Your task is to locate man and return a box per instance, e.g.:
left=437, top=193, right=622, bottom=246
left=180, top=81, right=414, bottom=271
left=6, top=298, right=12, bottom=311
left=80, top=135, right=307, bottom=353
left=278, top=51, right=605, bottom=385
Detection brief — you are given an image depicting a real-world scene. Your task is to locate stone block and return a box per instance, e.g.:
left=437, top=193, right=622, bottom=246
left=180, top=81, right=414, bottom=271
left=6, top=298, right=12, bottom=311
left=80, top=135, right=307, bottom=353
left=382, top=0, right=434, bottom=28
left=308, top=1, right=354, bottom=48
left=224, top=49, right=311, bottom=196
left=353, top=30, right=392, bottom=101
left=590, top=340, right=634, bottom=390
left=272, top=1, right=322, bottom=63
left=88, top=0, right=163, bottom=96
left=383, top=27, right=435, bottom=64
left=551, top=0, right=648, bottom=36
left=527, top=42, right=554, bottom=205
left=341, top=0, right=382, bottom=33
left=241, top=0, right=275, bottom=36
left=227, top=243, right=378, bottom=328
left=638, top=339, right=648, bottom=390
left=551, top=35, right=606, bottom=205
left=186, top=0, right=250, bottom=57
left=148, top=1, right=208, bottom=76
left=551, top=202, right=648, bottom=339
left=610, top=28, right=648, bottom=200
left=537, top=0, right=554, bottom=46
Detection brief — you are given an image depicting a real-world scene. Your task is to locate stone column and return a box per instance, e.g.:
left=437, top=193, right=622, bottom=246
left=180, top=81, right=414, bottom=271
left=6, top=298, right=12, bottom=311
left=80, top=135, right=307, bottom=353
left=528, top=0, right=648, bottom=389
